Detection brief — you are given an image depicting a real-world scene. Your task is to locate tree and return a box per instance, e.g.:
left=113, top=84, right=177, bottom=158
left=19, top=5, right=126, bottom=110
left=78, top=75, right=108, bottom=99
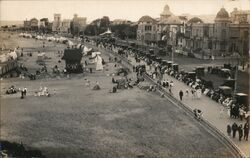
left=84, top=16, right=111, bottom=36
left=84, top=24, right=96, bottom=36
left=110, top=24, right=137, bottom=40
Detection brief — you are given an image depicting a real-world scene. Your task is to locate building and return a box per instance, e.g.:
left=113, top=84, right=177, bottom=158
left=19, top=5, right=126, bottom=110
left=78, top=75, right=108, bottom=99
left=136, top=4, right=249, bottom=57
left=231, top=8, right=250, bottom=24
left=72, top=14, right=87, bottom=35
left=30, top=18, right=38, bottom=30
left=160, top=4, right=173, bottom=21
left=23, top=19, right=31, bottom=30
left=23, top=18, right=38, bottom=31
left=52, top=14, right=62, bottom=32
left=136, top=15, right=157, bottom=43
left=39, top=18, right=49, bottom=28
left=137, top=4, right=186, bottom=47
left=60, top=19, right=71, bottom=33
left=228, top=23, right=249, bottom=57
left=188, top=7, right=250, bottom=57
left=39, top=18, right=51, bottom=33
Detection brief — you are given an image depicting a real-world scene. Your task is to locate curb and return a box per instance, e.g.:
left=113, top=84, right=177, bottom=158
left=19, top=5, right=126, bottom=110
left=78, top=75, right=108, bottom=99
left=89, top=43, right=246, bottom=158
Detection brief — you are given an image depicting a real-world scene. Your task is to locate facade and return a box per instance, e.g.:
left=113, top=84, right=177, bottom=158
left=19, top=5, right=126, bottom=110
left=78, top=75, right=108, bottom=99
left=137, top=4, right=186, bottom=47
left=52, top=14, right=62, bottom=32
left=39, top=18, right=50, bottom=33
left=160, top=4, right=173, bottom=21
left=212, top=8, right=231, bottom=52
left=136, top=15, right=157, bottom=43
left=231, top=8, right=250, bottom=24
left=30, top=18, right=39, bottom=30
left=23, top=19, right=31, bottom=30
left=136, top=5, right=250, bottom=58
left=23, top=18, right=38, bottom=31
left=185, top=8, right=249, bottom=57
left=39, top=18, right=49, bottom=28
left=72, top=14, right=87, bottom=35
left=60, top=19, right=71, bottom=33
left=228, top=23, right=249, bottom=56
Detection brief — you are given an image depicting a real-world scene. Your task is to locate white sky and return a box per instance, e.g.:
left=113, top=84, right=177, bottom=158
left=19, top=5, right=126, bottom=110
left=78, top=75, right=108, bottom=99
left=0, top=0, right=250, bottom=22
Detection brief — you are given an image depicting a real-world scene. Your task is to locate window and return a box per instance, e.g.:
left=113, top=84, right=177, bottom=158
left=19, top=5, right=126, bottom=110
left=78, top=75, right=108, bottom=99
left=145, top=25, right=152, bottom=31
left=221, top=29, right=226, bottom=39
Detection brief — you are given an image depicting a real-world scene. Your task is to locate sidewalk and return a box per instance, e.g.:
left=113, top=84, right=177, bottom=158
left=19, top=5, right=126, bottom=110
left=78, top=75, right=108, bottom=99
left=125, top=51, right=250, bottom=157
left=89, top=43, right=250, bottom=157
left=162, top=74, right=250, bottom=157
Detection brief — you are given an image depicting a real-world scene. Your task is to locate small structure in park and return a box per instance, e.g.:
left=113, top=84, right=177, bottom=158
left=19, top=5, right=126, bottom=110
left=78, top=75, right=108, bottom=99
left=62, top=48, right=83, bottom=73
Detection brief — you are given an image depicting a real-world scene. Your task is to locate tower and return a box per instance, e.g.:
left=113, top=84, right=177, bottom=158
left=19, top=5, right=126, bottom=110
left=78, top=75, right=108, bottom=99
left=214, top=8, right=230, bottom=51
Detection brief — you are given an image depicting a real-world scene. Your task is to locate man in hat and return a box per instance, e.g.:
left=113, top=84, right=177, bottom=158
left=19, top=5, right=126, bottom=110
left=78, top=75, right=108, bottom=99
left=244, top=122, right=249, bottom=141
left=232, top=122, right=238, bottom=138
left=238, top=124, right=243, bottom=141
left=227, top=124, right=231, bottom=136
left=179, top=90, right=184, bottom=101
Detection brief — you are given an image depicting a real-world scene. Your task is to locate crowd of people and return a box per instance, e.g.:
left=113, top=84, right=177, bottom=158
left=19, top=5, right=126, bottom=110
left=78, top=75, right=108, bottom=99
left=83, top=37, right=249, bottom=122
left=227, top=122, right=249, bottom=141
left=34, top=86, right=51, bottom=97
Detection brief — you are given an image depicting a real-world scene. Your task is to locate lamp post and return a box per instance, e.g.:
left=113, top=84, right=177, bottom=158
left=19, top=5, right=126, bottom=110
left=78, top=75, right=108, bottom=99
left=162, top=27, right=176, bottom=70
left=233, top=52, right=240, bottom=96
left=170, top=29, right=177, bottom=70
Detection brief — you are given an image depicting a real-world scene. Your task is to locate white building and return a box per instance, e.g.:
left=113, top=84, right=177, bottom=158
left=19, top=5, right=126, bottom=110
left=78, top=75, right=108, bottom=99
left=52, top=14, right=62, bottom=32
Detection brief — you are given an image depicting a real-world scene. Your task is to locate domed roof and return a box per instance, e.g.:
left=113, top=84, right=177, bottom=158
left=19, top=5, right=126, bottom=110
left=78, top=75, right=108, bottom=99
left=161, top=4, right=173, bottom=16
left=187, top=17, right=204, bottom=24
left=138, top=15, right=156, bottom=23
left=164, top=4, right=170, bottom=11
left=216, top=8, right=229, bottom=19
left=160, top=16, right=181, bottom=24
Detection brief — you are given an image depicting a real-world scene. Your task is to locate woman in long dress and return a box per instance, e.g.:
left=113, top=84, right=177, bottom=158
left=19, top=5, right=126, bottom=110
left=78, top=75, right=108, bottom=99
left=96, top=55, right=103, bottom=71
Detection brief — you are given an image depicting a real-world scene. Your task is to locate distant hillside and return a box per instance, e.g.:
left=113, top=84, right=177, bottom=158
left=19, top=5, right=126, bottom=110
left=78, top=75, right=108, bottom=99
left=0, top=20, right=23, bottom=27
left=181, top=14, right=216, bottom=23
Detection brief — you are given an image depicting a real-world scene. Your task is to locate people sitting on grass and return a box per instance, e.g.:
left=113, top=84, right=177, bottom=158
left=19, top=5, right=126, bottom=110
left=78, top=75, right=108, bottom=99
left=147, top=84, right=157, bottom=92
left=109, top=86, right=117, bottom=93
left=34, top=86, right=50, bottom=97
left=85, top=79, right=91, bottom=87
left=93, top=81, right=101, bottom=90
left=85, top=37, right=249, bottom=122
left=193, top=108, right=203, bottom=120
left=6, top=85, right=17, bottom=94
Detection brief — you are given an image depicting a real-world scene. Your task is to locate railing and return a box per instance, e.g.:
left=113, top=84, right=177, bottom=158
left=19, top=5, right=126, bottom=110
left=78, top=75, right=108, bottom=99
left=88, top=42, right=246, bottom=158
left=143, top=73, right=246, bottom=158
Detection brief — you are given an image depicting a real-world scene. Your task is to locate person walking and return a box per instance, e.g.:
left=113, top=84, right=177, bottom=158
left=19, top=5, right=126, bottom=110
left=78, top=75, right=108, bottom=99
left=20, top=90, right=24, bottom=99
left=24, top=87, right=27, bottom=96
left=244, top=122, right=249, bottom=141
left=238, top=124, right=243, bottom=141
left=219, top=107, right=224, bottom=118
left=227, top=124, right=231, bottom=136
left=232, top=122, right=238, bottom=138
left=185, top=89, right=189, bottom=97
left=239, top=108, right=245, bottom=121
left=179, top=90, right=184, bottom=101
left=169, top=87, right=172, bottom=94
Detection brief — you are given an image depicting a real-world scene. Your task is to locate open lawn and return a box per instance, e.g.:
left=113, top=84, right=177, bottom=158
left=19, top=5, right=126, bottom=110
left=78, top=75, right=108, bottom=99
left=0, top=31, right=236, bottom=158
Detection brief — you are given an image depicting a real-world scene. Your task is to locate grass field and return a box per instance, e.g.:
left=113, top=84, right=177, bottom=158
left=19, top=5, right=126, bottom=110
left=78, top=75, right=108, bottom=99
left=0, top=31, right=236, bottom=158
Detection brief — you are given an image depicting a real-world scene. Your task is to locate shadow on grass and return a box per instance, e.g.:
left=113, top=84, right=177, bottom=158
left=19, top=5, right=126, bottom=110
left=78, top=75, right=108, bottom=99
left=0, top=140, right=45, bottom=158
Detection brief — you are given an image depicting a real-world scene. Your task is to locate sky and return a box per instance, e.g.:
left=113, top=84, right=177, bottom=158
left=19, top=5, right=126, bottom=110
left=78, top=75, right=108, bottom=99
left=0, top=0, right=250, bottom=23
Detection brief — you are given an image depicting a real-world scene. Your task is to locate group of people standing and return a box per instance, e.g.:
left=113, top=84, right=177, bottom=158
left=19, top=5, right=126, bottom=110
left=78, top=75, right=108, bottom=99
left=20, top=87, right=27, bottom=99
left=227, top=122, right=249, bottom=141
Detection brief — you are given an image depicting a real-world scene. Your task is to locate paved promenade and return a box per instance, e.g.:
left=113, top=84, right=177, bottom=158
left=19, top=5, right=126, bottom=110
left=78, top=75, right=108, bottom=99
left=130, top=56, right=250, bottom=158
left=129, top=54, right=250, bottom=157
left=162, top=74, right=250, bottom=157
left=86, top=42, right=250, bottom=157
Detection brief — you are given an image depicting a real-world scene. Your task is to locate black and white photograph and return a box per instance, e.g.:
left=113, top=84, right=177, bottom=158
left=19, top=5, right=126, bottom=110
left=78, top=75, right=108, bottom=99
left=0, top=0, right=249, bottom=157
